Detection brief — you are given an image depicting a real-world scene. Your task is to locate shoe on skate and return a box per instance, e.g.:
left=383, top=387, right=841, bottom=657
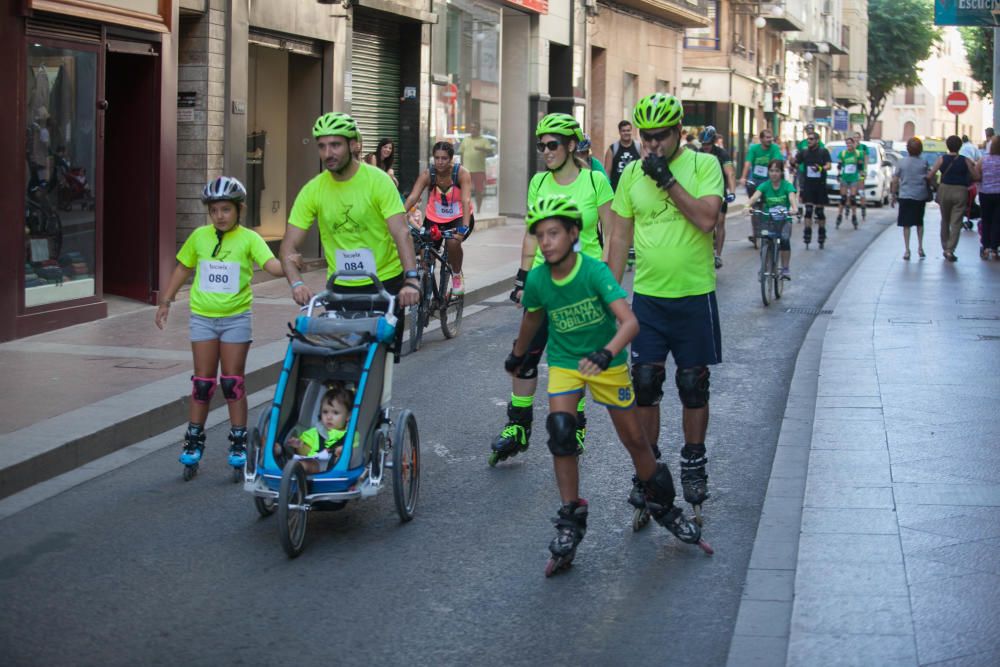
left=228, top=428, right=247, bottom=467
left=803, top=227, right=812, bottom=245
left=549, top=499, right=588, bottom=558
left=656, top=505, right=703, bottom=545
left=489, top=403, right=532, bottom=465
left=835, top=214, right=842, bottom=229
left=680, top=452, right=710, bottom=506
left=179, top=428, right=205, bottom=466
left=852, top=215, right=858, bottom=229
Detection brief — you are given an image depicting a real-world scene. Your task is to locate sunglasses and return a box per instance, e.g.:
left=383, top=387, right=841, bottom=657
left=639, top=128, right=671, bottom=143
left=808, top=136, right=818, bottom=141
left=536, top=140, right=563, bottom=153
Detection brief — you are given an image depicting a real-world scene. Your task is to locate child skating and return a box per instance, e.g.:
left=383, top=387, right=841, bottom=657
left=504, top=194, right=712, bottom=577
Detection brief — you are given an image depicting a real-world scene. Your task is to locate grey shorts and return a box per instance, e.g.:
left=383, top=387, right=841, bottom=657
left=189, top=312, right=253, bottom=343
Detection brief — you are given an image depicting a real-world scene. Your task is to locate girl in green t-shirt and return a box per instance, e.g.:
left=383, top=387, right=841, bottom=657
left=838, top=137, right=863, bottom=229
left=155, top=177, right=285, bottom=480
left=747, top=160, right=799, bottom=279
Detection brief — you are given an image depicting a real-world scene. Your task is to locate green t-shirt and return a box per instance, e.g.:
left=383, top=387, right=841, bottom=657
left=756, top=179, right=797, bottom=213
left=288, top=163, right=405, bottom=285
left=611, top=149, right=723, bottom=298
left=521, top=254, right=628, bottom=370
left=176, top=225, right=275, bottom=318
left=459, top=136, right=491, bottom=173
left=745, top=142, right=784, bottom=181
left=839, top=149, right=862, bottom=183
left=527, top=168, right=614, bottom=267
left=299, top=426, right=347, bottom=457
left=589, top=156, right=610, bottom=181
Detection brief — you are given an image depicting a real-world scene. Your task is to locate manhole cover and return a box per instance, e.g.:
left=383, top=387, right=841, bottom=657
left=957, top=299, right=996, bottom=305
left=959, top=315, right=1000, bottom=321
left=114, top=360, right=180, bottom=370
left=889, top=318, right=933, bottom=325
left=784, top=307, right=833, bottom=315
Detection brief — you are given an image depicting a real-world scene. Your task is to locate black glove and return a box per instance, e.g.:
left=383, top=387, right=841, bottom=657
left=585, top=348, right=613, bottom=371
left=509, top=268, right=528, bottom=303
left=641, top=155, right=675, bottom=190
left=505, top=347, right=527, bottom=374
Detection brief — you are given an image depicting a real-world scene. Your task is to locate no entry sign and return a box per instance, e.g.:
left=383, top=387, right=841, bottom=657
left=945, top=91, right=970, bottom=115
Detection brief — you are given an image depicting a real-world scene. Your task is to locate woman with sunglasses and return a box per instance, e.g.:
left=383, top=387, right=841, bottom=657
left=404, top=141, right=474, bottom=294
left=489, top=113, right=615, bottom=467
left=155, top=177, right=285, bottom=479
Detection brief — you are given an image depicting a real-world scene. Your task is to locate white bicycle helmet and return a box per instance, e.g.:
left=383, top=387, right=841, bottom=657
left=201, top=176, right=247, bottom=204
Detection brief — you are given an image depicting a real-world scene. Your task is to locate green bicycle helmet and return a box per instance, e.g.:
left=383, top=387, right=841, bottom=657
left=312, top=112, right=358, bottom=139
left=535, top=113, right=585, bottom=143
left=526, top=194, right=583, bottom=233
left=632, top=94, right=684, bottom=130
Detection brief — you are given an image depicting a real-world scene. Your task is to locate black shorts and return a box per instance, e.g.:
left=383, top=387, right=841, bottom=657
left=800, top=180, right=828, bottom=206
left=631, top=292, right=722, bottom=368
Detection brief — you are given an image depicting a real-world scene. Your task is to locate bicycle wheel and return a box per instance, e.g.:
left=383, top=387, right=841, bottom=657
left=773, top=244, right=784, bottom=300
left=250, top=407, right=276, bottom=517
left=407, top=273, right=431, bottom=354
left=438, top=263, right=464, bottom=339
left=277, top=461, right=308, bottom=558
left=392, top=409, right=420, bottom=522
left=759, top=241, right=771, bottom=307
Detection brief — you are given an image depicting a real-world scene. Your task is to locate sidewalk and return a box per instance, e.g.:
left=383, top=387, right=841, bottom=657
left=0, top=220, right=525, bottom=499
left=729, top=220, right=1000, bottom=665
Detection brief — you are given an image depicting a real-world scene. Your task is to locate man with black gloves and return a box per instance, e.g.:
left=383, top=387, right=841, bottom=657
left=607, top=93, right=724, bottom=525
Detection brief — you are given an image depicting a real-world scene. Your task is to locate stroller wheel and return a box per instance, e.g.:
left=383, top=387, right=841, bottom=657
left=392, top=410, right=420, bottom=522
left=278, top=461, right=308, bottom=558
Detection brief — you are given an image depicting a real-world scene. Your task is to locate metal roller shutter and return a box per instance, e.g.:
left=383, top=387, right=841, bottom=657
left=351, top=13, right=400, bottom=149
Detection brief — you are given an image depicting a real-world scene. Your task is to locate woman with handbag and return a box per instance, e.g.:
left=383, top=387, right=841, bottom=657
left=891, top=137, right=931, bottom=260
left=927, top=135, right=980, bottom=261
left=976, top=135, right=1000, bottom=259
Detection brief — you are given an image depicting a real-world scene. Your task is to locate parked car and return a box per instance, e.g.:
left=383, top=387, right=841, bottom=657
left=892, top=138, right=947, bottom=169
left=825, top=140, right=893, bottom=206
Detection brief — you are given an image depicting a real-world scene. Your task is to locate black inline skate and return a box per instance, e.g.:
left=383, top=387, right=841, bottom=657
left=227, top=427, right=248, bottom=483
left=545, top=499, right=588, bottom=577
left=803, top=225, right=812, bottom=249
left=818, top=225, right=827, bottom=249
left=575, top=411, right=587, bottom=455
left=179, top=424, right=206, bottom=481
left=680, top=444, right=710, bottom=526
left=489, top=403, right=532, bottom=466
left=644, top=463, right=713, bottom=554
left=627, top=443, right=661, bottom=532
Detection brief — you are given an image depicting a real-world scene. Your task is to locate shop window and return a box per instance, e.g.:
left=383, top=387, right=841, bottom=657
left=433, top=0, right=500, bottom=218
left=25, top=44, right=97, bottom=308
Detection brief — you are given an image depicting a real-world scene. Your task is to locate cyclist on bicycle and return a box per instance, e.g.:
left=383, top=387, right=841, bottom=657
left=837, top=137, right=863, bottom=229
left=698, top=126, right=736, bottom=269
left=279, top=112, right=421, bottom=357
left=404, top=141, right=473, bottom=295
left=793, top=132, right=832, bottom=248
left=607, top=93, right=724, bottom=524
left=746, top=159, right=798, bottom=279
left=490, top=113, right=615, bottom=466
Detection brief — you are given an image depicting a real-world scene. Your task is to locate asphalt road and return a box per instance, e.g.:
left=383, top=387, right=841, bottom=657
left=0, top=207, right=897, bottom=666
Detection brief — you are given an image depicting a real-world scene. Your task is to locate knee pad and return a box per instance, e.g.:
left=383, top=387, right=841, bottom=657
left=220, top=375, right=246, bottom=402
left=804, top=204, right=814, bottom=219
left=632, top=363, right=666, bottom=407
left=816, top=207, right=826, bottom=221
left=516, top=348, right=543, bottom=379
left=191, top=376, right=217, bottom=404
left=546, top=412, right=578, bottom=457
left=643, top=462, right=677, bottom=507
left=676, top=366, right=710, bottom=409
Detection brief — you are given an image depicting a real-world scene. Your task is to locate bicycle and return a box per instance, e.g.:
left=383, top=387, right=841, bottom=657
left=751, top=206, right=792, bottom=307
left=407, top=226, right=464, bottom=353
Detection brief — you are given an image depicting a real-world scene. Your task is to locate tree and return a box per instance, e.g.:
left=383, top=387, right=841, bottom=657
left=862, top=0, right=940, bottom=139
left=959, top=26, right=993, bottom=99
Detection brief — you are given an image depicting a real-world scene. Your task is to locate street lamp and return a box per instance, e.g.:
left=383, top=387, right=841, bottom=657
left=755, top=16, right=768, bottom=29
left=803, top=52, right=814, bottom=63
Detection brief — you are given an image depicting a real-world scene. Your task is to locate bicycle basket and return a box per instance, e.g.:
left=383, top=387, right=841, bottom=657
left=752, top=211, right=791, bottom=241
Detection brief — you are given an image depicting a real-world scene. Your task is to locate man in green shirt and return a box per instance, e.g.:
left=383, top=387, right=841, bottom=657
left=279, top=112, right=421, bottom=357
left=608, top=93, right=724, bottom=525
left=837, top=136, right=864, bottom=229
left=459, top=121, right=492, bottom=212
left=740, top=128, right=783, bottom=197
left=853, top=131, right=869, bottom=220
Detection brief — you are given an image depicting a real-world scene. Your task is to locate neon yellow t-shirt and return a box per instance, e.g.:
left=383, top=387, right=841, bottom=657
left=288, top=163, right=405, bottom=285
left=460, top=136, right=491, bottom=173
left=527, top=169, right=614, bottom=267
left=176, top=225, right=275, bottom=318
left=299, top=426, right=347, bottom=457
left=611, top=149, right=724, bottom=298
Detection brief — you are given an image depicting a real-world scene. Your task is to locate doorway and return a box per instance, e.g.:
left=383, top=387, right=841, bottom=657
left=102, top=48, right=159, bottom=302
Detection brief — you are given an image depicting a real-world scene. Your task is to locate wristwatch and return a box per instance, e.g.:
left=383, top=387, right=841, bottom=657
left=404, top=270, right=420, bottom=280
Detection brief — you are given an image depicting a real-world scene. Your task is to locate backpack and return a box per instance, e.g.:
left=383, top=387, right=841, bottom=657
left=429, top=163, right=461, bottom=191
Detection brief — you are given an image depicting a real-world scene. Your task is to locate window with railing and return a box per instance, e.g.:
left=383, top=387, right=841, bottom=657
left=684, top=0, right=719, bottom=50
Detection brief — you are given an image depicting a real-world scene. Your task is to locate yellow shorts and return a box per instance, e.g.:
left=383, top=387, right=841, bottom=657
left=548, top=364, right=635, bottom=409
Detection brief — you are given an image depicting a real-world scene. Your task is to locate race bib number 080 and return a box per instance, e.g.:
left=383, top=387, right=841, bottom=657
left=198, top=261, right=240, bottom=294
left=335, top=248, right=377, bottom=275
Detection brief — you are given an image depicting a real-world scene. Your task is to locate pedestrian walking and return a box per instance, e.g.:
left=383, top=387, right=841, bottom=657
left=976, top=135, right=1000, bottom=259
left=928, top=135, right=980, bottom=262
left=891, top=137, right=931, bottom=260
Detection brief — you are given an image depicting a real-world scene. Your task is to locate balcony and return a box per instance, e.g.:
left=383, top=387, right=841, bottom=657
left=611, top=0, right=712, bottom=28
left=760, top=3, right=805, bottom=31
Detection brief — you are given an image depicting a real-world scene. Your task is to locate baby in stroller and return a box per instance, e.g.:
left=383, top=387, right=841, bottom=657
left=280, top=383, right=354, bottom=474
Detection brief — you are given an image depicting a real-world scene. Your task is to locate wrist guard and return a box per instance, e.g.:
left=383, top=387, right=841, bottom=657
left=509, top=268, right=528, bottom=303
left=725, top=192, right=736, bottom=203
left=641, top=155, right=674, bottom=190
left=586, top=348, right=613, bottom=371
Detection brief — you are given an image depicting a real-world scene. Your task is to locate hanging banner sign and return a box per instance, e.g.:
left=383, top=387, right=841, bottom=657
left=934, top=0, right=1000, bottom=27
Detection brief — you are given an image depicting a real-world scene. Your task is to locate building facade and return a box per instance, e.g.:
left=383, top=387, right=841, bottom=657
left=1, top=0, right=179, bottom=341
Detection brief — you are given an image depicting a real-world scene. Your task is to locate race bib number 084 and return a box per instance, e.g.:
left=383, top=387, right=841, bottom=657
left=198, top=260, right=240, bottom=294
left=335, top=248, right=377, bottom=275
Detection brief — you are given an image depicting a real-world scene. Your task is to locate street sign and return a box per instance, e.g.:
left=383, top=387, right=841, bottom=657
left=946, top=91, right=971, bottom=115
left=833, top=108, right=849, bottom=131
left=849, top=112, right=866, bottom=124
left=934, top=0, right=999, bottom=27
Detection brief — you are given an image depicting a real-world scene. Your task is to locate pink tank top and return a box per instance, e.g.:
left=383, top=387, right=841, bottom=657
left=424, top=182, right=463, bottom=224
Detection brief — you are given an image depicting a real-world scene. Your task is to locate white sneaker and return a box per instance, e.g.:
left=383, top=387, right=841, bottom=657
left=451, top=273, right=465, bottom=295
